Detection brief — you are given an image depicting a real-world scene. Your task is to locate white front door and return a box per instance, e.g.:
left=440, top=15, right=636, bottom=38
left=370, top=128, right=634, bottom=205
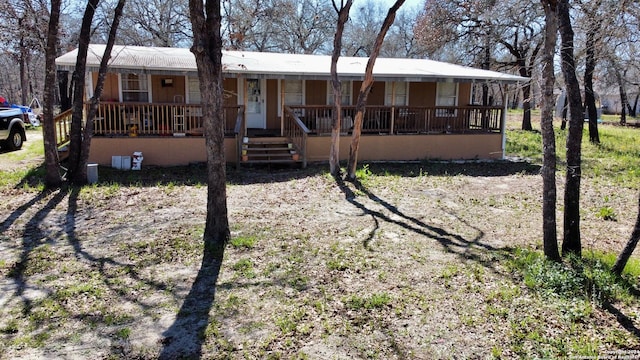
left=242, top=78, right=266, bottom=129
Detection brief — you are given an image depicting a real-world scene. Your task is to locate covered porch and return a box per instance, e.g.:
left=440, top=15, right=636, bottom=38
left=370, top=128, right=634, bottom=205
left=53, top=102, right=505, bottom=168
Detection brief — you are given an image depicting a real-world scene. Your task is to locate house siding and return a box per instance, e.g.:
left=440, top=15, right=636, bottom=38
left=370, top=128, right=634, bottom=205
left=92, top=73, right=119, bottom=102
left=151, top=75, right=186, bottom=103
left=266, top=79, right=279, bottom=129
left=305, top=80, right=327, bottom=105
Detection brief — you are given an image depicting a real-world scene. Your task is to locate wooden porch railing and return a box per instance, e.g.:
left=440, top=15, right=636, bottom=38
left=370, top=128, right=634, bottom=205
left=88, top=102, right=242, bottom=137
left=283, top=106, right=310, bottom=168
left=235, top=105, right=246, bottom=169
left=287, top=105, right=504, bottom=135
left=54, top=108, right=73, bottom=147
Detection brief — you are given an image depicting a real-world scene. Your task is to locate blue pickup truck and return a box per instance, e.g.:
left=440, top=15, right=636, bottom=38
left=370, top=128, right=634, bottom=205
left=0, top=107, right=27, bottom=151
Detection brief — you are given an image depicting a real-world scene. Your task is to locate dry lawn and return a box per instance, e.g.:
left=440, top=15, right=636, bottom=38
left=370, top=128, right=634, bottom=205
left=1, top=127, right=640, bottom=358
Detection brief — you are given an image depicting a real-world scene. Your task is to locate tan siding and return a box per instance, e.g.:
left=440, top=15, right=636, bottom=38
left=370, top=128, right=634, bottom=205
left=222, top=78, right=238, bottom=106
left=266, top=79, right=279, bottom=129
left=92, top=72, right=119, bottom=102
left=408, top=82, right=436, bottom=107
left=306, top=134, right=503, bottom=162
left=89, top=137, right=237, bottom=166
left=151, top=75, right=185, bottom=103
left=458, top=83, right=471, bottom=105
left=305, top=80, right=327, bottom=105
left=89, top=134, right=502, bottom=166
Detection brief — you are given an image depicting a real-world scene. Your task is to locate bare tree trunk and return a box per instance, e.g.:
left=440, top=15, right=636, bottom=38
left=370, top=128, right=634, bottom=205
left=66, top=0, right=100, bottom=183
left=329, top=0, right=353, bottom=176
left=540, top=0, right=560, bottom=261
left=561, top=94, right=568, bottom=130
left=74, top=0, right=126, bottom=185
left=615, top=67, right=628, bottom=125
left=613, top=193, right=640, bottom=276
left=584, top=26, right=599, bottom=143
left=558, top=0, right=583, bottom=257
left=628, top=93, right=639, bottom=117
left=346, top=0, right=405, bottom=180
left=19, top=22, right=29, bottom=105
left=43, top=0, right=63, bottom=188
left=189, top=0, right=230, bottom=264
left=521, top=82, right=532, bottom=131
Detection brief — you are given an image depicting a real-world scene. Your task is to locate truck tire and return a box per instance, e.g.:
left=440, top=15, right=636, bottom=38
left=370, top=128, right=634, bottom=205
left=6, top=127, right=24, bottom=151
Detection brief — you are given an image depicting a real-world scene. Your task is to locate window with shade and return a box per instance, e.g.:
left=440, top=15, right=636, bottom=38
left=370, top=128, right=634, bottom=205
left=121, top=74, right=149, bottom=102
left=327, top=81, right=352, bottom=105
left=435, top=82, right=458, bottom=116
left=384, top=82, right=408, bottom=106
left=188, top=77, right=201, bottom=104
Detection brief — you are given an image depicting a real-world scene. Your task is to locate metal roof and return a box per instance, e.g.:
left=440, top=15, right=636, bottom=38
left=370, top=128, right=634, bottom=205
left=55, top=44, right=528, bottom=84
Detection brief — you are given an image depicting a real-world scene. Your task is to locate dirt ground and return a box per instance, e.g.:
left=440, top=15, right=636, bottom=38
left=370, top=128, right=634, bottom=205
left=1, top=129, right=639, bottom=358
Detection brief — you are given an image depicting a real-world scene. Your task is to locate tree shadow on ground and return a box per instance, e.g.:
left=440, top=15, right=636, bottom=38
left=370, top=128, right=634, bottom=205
left=1, top=185, right=215, bottom=358
left=334, top=174, right=498, bottom=269
left=67, top=159, right=540, bottom=189
left=334, top=173, right=640, bottom=342
left=158, top=254, right=222, bottom=359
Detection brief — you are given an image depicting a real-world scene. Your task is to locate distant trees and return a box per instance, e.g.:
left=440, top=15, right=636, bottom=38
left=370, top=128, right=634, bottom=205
left=223, top=0, right=335, bottom=54
left=0, top=0, right=50, bottom=105
left=415, top=0, right=543, bottom=130
left=117, top=0, right=191, bottom=47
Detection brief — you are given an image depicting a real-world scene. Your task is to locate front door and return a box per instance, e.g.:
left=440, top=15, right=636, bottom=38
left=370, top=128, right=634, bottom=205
left=242, top=78, right=266, bottom=129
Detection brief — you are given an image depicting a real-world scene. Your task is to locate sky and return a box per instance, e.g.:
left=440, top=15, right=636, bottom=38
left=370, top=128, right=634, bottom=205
left=381, top=0, right=425, bottom=12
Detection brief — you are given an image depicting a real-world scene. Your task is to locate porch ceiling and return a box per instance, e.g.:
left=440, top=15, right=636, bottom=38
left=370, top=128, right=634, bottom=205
left=56, top=44, right=528, bottom=84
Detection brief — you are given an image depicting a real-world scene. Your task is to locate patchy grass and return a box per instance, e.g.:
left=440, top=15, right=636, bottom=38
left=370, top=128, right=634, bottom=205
left=1, top=124, right=640, bottom=358
left=506, top=123, right=640, bottom=189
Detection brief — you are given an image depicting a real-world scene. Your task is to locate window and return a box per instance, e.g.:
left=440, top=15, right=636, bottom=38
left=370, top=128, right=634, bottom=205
left=187, top=77, right=201, bottom=104
left=327, top=81, right=351, bottom=105
left=121, top=74, right=149, bottom=102
left=436, top=82, right=458, bottom=116
left=385, top=82, right=408, bottom=106
left=284, top=80, right=304, bottom=106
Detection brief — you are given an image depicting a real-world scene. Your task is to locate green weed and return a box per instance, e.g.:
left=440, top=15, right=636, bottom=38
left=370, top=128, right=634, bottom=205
left=233, top=258, right=256, bottom=279
left=596, top=206, right=617, bottom=221
left=345, top=292, right=392, bottom=310
left=230, top=235, right=258, bottom=249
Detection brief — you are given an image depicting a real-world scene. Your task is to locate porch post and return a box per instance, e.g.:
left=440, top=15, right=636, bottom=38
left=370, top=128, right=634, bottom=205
left=501, top=83, right=509, bottom=160
left=390, top=81, right=395, bottom=135
left=243, top=77, right=248, bottom=134
left=280, top=79, right=285, bottom=136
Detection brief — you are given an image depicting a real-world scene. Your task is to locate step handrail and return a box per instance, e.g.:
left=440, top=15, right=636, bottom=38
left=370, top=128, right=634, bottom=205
left=283, top=106, right=309, bottom=168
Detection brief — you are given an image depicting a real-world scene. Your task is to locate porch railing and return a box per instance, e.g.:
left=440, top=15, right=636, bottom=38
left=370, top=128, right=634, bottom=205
left=54, top=108, right=73, bottom=147
left=287, top=105, right=503, bottom=135
left=88, top=102, right=242, bottom=137
left=283, top=106, right=310, bottom=168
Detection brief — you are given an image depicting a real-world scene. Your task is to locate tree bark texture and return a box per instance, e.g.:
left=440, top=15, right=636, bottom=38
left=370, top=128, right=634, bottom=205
left=346, top=0, right=405, bottom=180
left=74, top=0, right=126, bottom=185
left=189, top=0, right=230, bottom=263
left=558, top=0, right=583, bottom=257
left=66, top=0, right=100, bottom=183
left=43, top=0, right=63, bottom=188
left=613, top=193, right=640, bottom=276
left=540, top=0, right=560, bottom=261
left=329, top=0, right=353, bottom=176
left=584, top=26, right=599, bottom=143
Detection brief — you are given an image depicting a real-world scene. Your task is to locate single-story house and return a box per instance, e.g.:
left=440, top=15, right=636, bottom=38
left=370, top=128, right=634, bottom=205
left=54, top=44, right=527, bottom=167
